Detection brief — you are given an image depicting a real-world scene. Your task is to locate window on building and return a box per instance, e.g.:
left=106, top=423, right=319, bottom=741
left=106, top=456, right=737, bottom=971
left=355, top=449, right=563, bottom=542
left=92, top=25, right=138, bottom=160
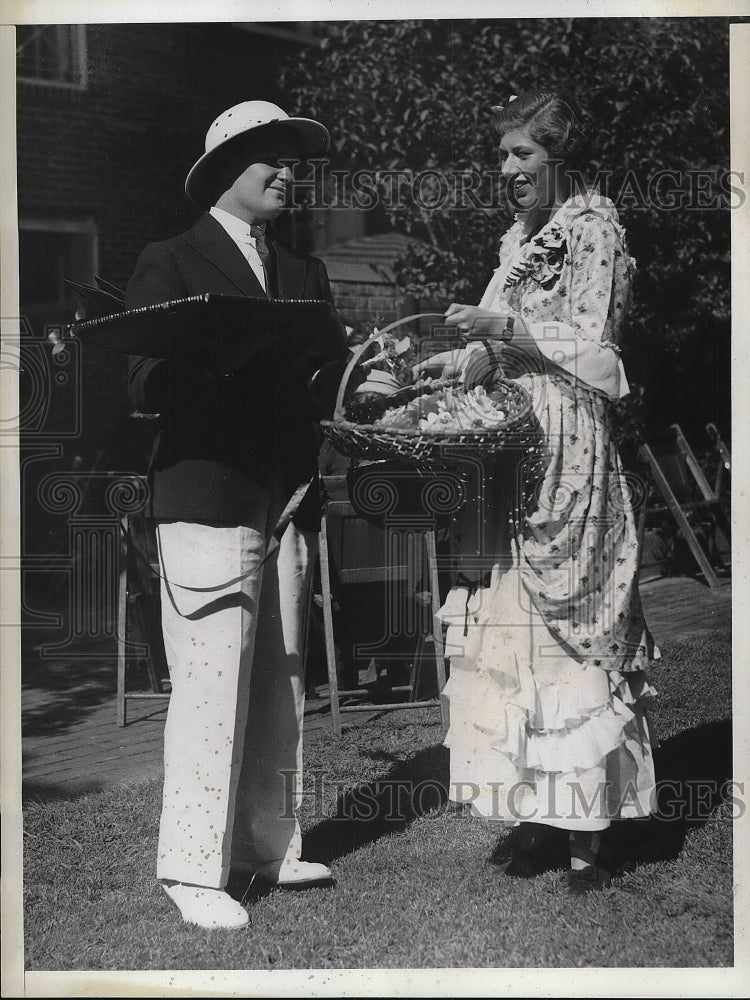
left=19, top=220, right=98, bottom=331
left=234, top=22, right=324, bottom=45
left=17, top=24, right=87, bottom=89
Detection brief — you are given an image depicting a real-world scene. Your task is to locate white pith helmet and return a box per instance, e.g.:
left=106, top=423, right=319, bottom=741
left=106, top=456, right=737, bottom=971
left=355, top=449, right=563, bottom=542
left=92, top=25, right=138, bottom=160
left=184, top=100, right=330, bottom=205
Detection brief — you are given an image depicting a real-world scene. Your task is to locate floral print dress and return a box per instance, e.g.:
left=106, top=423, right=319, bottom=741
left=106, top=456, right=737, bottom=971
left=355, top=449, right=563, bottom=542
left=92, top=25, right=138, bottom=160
left=441, top=194, right=657, bottom=829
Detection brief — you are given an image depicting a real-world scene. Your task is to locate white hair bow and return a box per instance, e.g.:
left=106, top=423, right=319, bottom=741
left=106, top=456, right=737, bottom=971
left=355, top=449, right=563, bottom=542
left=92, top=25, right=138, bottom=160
left=490, top=94, right=518, bottom=112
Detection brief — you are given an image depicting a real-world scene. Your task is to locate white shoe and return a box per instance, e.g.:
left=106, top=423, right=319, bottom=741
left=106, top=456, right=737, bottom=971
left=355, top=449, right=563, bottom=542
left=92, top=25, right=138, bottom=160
left=236, top=858, right=333, bottom=887
left=162, top=881, right=250, bottom=929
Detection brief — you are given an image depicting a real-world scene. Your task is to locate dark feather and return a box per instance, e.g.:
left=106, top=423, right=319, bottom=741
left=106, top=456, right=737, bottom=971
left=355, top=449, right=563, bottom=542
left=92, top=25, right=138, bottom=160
left=64, top=279, right=125, bottom=317
left=94, top=275, right=126, bottom=302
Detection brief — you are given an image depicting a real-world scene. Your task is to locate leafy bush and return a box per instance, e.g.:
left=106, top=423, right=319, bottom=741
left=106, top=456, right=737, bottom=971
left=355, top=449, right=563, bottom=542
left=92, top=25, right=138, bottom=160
left=283, top=18, right=737, bottom=444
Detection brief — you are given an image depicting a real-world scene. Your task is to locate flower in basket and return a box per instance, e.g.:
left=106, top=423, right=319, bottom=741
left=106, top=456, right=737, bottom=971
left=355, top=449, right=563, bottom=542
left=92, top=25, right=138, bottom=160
left=504, top=223, right=568, bottom=291
left=357, top=368, right=402, bottom=397
left=360, top=330, right=418, bottom=388
left=345, top=328, right=420, bottom=423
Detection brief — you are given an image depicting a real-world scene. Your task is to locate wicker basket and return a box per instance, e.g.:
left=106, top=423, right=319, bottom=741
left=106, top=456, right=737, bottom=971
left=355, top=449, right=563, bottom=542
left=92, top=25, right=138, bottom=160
left=320, top=313, right=536, bottom=466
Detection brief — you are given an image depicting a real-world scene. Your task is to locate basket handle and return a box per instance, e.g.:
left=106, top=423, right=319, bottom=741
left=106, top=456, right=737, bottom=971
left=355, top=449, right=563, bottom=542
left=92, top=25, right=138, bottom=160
left=334, top=312, right=446, bottom=420
left=332, top=311, right=522, bottom=419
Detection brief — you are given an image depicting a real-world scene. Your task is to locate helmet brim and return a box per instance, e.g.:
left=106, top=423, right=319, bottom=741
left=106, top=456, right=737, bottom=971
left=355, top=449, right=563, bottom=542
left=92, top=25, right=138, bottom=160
left=184, top=117, right=331, bottom=206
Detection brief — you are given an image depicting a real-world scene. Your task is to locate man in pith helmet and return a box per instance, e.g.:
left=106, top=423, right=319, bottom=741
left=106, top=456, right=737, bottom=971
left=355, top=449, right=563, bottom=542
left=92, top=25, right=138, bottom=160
left=126, top=100, right=343, bottom=928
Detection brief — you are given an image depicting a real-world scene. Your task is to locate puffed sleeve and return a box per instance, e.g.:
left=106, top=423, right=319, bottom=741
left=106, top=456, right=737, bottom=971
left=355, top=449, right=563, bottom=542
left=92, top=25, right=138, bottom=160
left=566, top=212, right=631, bottom=347
left=521, top=213, right=633, bottom=399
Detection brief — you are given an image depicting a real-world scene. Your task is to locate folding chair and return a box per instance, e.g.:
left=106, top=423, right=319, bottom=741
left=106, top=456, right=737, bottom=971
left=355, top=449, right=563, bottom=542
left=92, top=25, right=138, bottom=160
left=317, top=473, right=448, bottom=737
left=116, top=505, right=170, bottom=726
left=706, top=422, right=731, bottom=498
left=637, top=424, right=730, bottom=590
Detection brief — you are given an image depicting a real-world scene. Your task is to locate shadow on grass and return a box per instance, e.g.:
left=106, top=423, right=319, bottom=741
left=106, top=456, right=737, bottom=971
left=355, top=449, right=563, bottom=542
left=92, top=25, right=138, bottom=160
left=302, top=743, right=451, bottom=865
left=303, top=718, right=732, bottom=873
left=609, top=717, right=732, bottom=871
left=23, top=774, right=116, bottom=804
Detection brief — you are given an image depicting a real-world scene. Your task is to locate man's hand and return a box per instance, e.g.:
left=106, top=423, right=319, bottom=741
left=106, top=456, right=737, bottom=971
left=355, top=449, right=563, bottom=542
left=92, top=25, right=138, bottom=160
left=308, top=357, right=365, bottom=419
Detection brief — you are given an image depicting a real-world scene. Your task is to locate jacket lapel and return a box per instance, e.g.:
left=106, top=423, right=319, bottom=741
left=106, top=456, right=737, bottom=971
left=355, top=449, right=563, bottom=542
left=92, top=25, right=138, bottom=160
left=273, top=238, right=309, bottom=299
left=185, top=213, right=267, bottom=298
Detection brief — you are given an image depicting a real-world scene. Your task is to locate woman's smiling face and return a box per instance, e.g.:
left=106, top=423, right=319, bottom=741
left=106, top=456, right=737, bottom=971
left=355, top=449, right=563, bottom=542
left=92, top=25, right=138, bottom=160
left=498, top=127, right=560, bottom=213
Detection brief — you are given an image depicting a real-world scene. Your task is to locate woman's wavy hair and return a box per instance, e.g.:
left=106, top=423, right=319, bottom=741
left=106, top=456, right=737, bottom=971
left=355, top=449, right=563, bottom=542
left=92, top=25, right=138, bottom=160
left=491, top=90, right=591, bottom=175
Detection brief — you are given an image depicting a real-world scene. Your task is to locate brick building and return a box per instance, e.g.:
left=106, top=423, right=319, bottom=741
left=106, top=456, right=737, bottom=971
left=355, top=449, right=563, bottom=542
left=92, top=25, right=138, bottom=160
left=17, top=23, right=324, bottom=467
left=16, top=23, right=422, bottom=631
left=318, top=232, right=426, bottom=331
left=16, top=23, right=419, bottom=464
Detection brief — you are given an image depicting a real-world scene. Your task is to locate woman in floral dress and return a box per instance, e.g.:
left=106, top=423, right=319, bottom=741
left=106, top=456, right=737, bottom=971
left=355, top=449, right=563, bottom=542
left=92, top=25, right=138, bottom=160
left=435, top=91, right=657, bottom=893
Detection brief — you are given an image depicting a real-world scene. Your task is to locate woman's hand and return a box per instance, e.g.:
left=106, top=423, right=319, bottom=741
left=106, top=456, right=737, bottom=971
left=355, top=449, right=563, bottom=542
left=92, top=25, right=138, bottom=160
left=444, top=303, right=511, bottom=330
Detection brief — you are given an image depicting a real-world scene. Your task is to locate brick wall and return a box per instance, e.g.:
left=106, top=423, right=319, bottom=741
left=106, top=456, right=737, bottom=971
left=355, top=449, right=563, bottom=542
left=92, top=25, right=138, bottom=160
left=319, top=232, right=432, bottom=338
left=329, top=280, right=401, bottom=330
left=17, top=23, right=305, bottom=468
left=18, top=23, right=306, bottom=280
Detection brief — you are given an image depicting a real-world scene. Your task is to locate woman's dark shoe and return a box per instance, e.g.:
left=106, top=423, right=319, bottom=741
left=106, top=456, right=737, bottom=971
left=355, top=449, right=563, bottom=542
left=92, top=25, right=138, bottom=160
left=565, top=864, right=612, bottom=894
left=564, top=834, right=615, bottom=893
left=490, top=824, right=569, bottom=878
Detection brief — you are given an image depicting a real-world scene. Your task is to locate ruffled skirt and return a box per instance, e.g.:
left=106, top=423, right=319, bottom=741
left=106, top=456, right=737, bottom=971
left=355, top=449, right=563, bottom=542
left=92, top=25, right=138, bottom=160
left=439, top=373, right=657, bottom=829
left=440, top=549, right=657, bottom=831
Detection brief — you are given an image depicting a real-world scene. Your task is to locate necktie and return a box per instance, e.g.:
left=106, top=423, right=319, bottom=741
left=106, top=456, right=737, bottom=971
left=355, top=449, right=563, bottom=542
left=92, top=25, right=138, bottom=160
left=250, top=224, right=272, bottom=296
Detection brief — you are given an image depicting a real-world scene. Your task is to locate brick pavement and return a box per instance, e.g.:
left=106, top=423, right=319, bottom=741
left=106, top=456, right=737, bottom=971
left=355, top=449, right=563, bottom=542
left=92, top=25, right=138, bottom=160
left=638, top=574, right=731, bottom=646
left=21, top=575, right=731, bottom=802
left=21, top=668, right=342, bottom=801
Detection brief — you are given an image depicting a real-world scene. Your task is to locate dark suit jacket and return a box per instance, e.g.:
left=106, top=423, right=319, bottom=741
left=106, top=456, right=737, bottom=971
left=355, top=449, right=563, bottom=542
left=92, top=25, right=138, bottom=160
left=125, top=212, right=343, bottom=527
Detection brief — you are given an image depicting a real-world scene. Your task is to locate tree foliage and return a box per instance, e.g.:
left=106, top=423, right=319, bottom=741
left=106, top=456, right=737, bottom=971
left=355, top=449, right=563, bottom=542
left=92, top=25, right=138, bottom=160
left=282, top=18, right=736, bottom=443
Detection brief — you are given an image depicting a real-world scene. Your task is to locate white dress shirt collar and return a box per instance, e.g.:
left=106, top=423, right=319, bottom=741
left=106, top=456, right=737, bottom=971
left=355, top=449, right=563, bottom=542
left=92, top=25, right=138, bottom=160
left=209, top=206, right=267, bottom=292
left=209, top=206, right=262, bottom=244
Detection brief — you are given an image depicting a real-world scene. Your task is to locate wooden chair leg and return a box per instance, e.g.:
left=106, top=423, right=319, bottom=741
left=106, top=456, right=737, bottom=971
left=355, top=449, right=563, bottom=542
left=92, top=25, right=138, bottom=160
left=132, top=596, right=163, bottom=694
left=409, top=634, right=425, bottom=702
left=116, top=546, right=127, bottom=728
left=706, top=422, right=731, bottom=480
left=319, top=516, right=342, bottom=737
left=425, top=529, right=448, bottom=730
left=671, top=424, right=716, bottom=502
left=641, top=444, right=721, bottom=590
left=670, top=426, right=731, bottom=569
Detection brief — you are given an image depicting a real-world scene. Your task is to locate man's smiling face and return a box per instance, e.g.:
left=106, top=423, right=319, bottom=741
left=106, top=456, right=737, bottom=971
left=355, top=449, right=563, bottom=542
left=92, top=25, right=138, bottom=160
left=214, top=129, right=301, bottom=223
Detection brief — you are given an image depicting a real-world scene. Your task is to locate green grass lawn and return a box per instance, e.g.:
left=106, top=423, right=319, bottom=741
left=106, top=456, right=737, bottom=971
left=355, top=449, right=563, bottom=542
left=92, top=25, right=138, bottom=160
left=23, top=631, right=733, bottom=970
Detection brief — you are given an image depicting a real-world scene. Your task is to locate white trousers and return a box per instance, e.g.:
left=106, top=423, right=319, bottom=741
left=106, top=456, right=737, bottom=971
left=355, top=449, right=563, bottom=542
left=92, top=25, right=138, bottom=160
left=155, top=494, right=316, bottom=888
